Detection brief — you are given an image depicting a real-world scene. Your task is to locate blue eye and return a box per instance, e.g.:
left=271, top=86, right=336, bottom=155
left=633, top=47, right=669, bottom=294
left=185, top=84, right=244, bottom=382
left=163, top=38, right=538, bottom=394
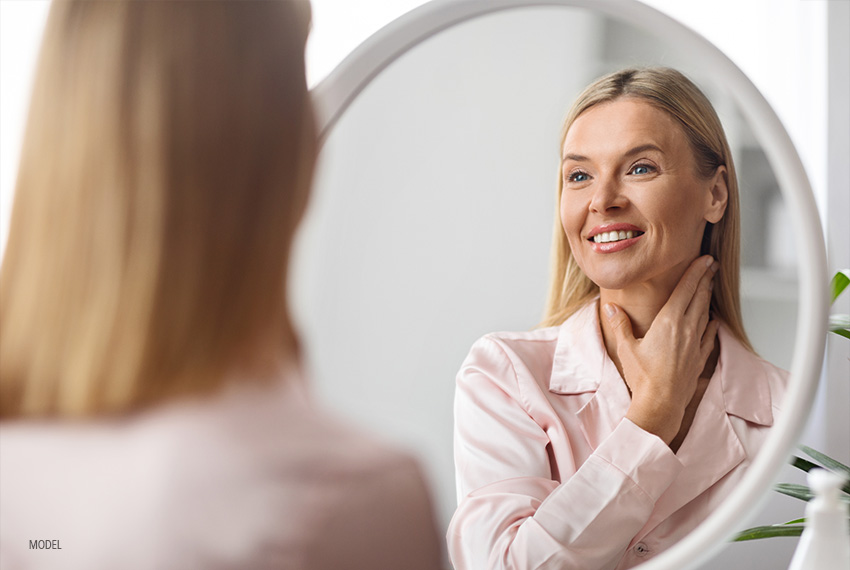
left=629, top=164, right=654, bottom=175
left=568, top=171, right=590, bottom=183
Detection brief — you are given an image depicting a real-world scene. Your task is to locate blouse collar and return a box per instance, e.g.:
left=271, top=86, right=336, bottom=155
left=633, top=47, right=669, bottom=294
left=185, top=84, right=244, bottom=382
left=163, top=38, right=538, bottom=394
left=548, top=298, right=775, bottom=429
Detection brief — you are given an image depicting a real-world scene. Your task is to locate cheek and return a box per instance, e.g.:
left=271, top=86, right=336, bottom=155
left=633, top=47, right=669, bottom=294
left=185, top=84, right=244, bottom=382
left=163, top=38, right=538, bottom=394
left=559, top=195, right=584, bottom=245
left=668, top=192, right=707, bottom=229
left=646, top=189, right=708, bottom=246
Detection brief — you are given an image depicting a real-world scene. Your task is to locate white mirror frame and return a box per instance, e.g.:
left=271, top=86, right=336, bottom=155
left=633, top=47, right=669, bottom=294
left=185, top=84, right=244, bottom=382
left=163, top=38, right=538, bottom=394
left=309, top=1, right=828, bottom=568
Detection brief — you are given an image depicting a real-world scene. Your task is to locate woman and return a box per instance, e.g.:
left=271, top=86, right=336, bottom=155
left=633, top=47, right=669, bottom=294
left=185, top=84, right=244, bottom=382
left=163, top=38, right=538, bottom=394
left=447, top=68, right=787, bottom=570
left=0, top=2, right=442, bottom=569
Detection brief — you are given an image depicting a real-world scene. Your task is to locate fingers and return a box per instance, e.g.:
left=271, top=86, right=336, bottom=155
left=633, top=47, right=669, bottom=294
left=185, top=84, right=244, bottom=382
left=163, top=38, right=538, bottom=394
left=699, top=320, right=719, bottom=364
left=662, top=255, right=716, bottom=317
left=603, top=302, right=635, bottom=345
left=685, top=259, right=718, bottom=327
left=695, top=301, right=711, bottom=340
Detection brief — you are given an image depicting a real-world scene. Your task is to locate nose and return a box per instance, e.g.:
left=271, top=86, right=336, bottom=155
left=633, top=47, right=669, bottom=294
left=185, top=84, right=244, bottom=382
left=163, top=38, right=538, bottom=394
left=588, top=175, right=628, bottom=213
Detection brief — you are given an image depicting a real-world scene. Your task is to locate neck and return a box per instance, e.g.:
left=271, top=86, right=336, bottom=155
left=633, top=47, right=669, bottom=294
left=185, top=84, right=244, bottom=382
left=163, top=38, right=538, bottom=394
left=599, top=276, right=680, bottom=336
left=597, top=266, right=685, bottom=374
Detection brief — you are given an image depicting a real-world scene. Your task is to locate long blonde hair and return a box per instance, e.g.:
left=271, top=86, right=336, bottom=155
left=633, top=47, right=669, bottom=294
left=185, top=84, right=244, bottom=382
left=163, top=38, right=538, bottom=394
left=0, top=0, right=316, bottom=418
left=542, top=67, right=752, bottom=351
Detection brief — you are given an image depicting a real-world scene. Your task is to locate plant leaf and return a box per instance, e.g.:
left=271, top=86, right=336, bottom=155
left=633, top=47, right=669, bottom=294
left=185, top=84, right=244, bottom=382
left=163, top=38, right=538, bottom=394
left=830, top=313, right=850, bottom=331
left=831, top=270, right=850, bottom=304
left=831, top=327, right=850, bottom=340
left=733, top=524, right=805, bottom=541
left=795, top=447, right=850, bottom=495
left=784, top=518, right=806, bottom=525
left=775, top=483, right=813, bottom=502
left=790, top=456, right=820, bottom=473
left=800, top=446, right=850, bottom=479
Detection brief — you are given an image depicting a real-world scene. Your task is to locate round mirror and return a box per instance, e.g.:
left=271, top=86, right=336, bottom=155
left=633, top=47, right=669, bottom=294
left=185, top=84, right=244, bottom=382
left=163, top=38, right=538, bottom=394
left=292, top=1, right=827, bottom=568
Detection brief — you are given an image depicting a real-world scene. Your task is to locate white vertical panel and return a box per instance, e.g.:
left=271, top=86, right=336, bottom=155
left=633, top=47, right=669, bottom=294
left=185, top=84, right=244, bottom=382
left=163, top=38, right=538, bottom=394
left=0, top=0, right=51, bottom=259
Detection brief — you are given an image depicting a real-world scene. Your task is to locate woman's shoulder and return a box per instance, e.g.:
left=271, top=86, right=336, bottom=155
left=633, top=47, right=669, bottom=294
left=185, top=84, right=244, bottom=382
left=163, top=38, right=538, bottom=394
left=160, top=390, right=445, bottom=569
left=750, top=352, right=789, bottom=414
left=465, top=326, right=561, bottom=367
left=456, top=326, right=564, bottom=403
left=0, top=377, right=442, bottom=569
left=294, top=426, right=444, bottom=570
left=718, top=326, right=789, bottom=384
left=146, top=376, right=432, bottom=501
left=160, top=400, right=442, bottom=569
left=717, top=325, right=790, bottom=419
left=460, top=302, right=601, bottom=394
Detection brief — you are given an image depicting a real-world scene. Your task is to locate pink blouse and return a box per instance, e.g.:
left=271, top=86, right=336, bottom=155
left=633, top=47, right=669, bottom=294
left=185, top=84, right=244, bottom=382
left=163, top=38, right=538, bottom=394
left=447, top=300, right=787, bottom=570
left=0, top=366, right=444, bottom=570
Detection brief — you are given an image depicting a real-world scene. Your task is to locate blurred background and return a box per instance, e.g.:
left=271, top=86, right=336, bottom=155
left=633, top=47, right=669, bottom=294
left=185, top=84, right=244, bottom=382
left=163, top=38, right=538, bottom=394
left=1, top=2, right=847, bottom=570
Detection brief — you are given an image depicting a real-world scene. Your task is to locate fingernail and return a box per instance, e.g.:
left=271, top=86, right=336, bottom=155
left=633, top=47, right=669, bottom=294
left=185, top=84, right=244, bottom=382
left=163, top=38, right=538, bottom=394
left=704, top=256, right=714, bottom=268
left=711, top=261, right=719, bottom=273
left=604, top=303, right=616, bottom=319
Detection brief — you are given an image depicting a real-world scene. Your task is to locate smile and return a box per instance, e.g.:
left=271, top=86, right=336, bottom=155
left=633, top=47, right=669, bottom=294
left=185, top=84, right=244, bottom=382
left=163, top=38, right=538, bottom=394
left=586, top=224, right=645, bottom=253
left=590, top=230, right=644, bottom=244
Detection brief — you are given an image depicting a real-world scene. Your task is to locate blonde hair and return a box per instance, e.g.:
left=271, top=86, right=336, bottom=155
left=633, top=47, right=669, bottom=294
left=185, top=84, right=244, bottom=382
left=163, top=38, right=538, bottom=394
left=542, top=67, right=752, bottom=351
left=0, top=0, right=316, bottom=418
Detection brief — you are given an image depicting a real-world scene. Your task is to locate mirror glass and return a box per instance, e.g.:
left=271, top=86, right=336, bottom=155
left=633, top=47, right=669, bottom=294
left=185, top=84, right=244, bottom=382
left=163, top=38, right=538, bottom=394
left=291, top=4, right=799, bottom=561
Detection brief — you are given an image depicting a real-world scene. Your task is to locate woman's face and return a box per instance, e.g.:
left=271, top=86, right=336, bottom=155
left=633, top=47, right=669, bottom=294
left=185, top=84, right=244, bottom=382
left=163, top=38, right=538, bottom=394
left=560, top=98, right=727, bottom=292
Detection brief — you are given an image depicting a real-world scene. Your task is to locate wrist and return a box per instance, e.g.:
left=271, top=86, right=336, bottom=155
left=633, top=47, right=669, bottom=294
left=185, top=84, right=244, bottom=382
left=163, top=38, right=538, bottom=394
left=626, top=397, right=684, bottom=445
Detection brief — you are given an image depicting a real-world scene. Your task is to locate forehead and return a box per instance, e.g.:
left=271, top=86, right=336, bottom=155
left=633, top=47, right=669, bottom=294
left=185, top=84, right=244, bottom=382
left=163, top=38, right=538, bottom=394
left=562, top=98, right=688, bottom=158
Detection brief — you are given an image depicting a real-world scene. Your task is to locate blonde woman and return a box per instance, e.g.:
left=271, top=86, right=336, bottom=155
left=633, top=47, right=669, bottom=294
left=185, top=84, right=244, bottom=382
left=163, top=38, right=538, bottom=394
left=447, top=68, right=787, bottom=569
left=0, top=2, right=442, bottom=569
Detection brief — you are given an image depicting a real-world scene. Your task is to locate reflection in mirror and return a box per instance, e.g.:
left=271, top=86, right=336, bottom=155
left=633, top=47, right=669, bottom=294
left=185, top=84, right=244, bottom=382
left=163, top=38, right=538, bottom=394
left=292, top=5, right=797, bottom=566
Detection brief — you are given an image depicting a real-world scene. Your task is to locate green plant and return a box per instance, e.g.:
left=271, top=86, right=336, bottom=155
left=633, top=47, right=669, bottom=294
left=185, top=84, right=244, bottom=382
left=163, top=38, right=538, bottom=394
left=829, top=269, right=850, bottom=339
left=734, top=269, right=850, bottom=542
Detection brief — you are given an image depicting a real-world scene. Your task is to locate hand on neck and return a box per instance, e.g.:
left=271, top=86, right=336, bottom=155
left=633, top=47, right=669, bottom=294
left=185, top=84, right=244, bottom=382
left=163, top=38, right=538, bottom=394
left=597, top=260, right=690, bottom=375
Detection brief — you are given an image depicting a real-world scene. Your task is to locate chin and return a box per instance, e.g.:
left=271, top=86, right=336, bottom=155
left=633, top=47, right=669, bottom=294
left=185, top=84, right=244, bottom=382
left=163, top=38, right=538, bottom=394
left=584, top=256, right=696, bottom=293
left=578, top=261, right=647, bottom=291
left=588, top=274, right=641, bottom=291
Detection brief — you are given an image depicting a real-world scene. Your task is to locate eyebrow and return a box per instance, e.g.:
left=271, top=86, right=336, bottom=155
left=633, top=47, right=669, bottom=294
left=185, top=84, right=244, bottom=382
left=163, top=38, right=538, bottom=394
left=562, top=143, right=665, bottom=163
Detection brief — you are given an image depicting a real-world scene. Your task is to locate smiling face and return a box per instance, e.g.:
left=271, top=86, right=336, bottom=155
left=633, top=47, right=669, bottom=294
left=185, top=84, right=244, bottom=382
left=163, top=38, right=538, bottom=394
left=560, top=97, right=728, bottom=293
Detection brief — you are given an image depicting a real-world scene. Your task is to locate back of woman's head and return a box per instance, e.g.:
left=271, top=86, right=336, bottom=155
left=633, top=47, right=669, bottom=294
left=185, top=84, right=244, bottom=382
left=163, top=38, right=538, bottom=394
left=0, top=0, right=316, bottom=419
left=543, top=67, right=751, bottom=351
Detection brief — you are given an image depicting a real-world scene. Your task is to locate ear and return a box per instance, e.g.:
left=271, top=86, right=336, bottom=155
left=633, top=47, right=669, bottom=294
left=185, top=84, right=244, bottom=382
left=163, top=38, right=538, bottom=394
left=704, top=165, right=728, bottom=224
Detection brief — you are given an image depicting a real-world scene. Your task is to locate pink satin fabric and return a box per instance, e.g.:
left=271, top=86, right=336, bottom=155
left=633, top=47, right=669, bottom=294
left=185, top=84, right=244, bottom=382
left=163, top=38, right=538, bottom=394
left=1, top=366, right=444, bottom=570
left=448, top=299, right=787, bottom=570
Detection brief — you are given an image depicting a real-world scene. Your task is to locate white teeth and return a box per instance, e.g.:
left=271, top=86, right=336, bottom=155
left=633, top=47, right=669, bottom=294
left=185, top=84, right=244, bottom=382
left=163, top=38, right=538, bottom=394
left=593, top=230, right=636, bottom=244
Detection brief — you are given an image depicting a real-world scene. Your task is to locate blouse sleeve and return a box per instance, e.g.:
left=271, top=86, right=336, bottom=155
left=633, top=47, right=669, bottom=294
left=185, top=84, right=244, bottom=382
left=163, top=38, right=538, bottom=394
left=447, top=336, right=684, bottom=570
